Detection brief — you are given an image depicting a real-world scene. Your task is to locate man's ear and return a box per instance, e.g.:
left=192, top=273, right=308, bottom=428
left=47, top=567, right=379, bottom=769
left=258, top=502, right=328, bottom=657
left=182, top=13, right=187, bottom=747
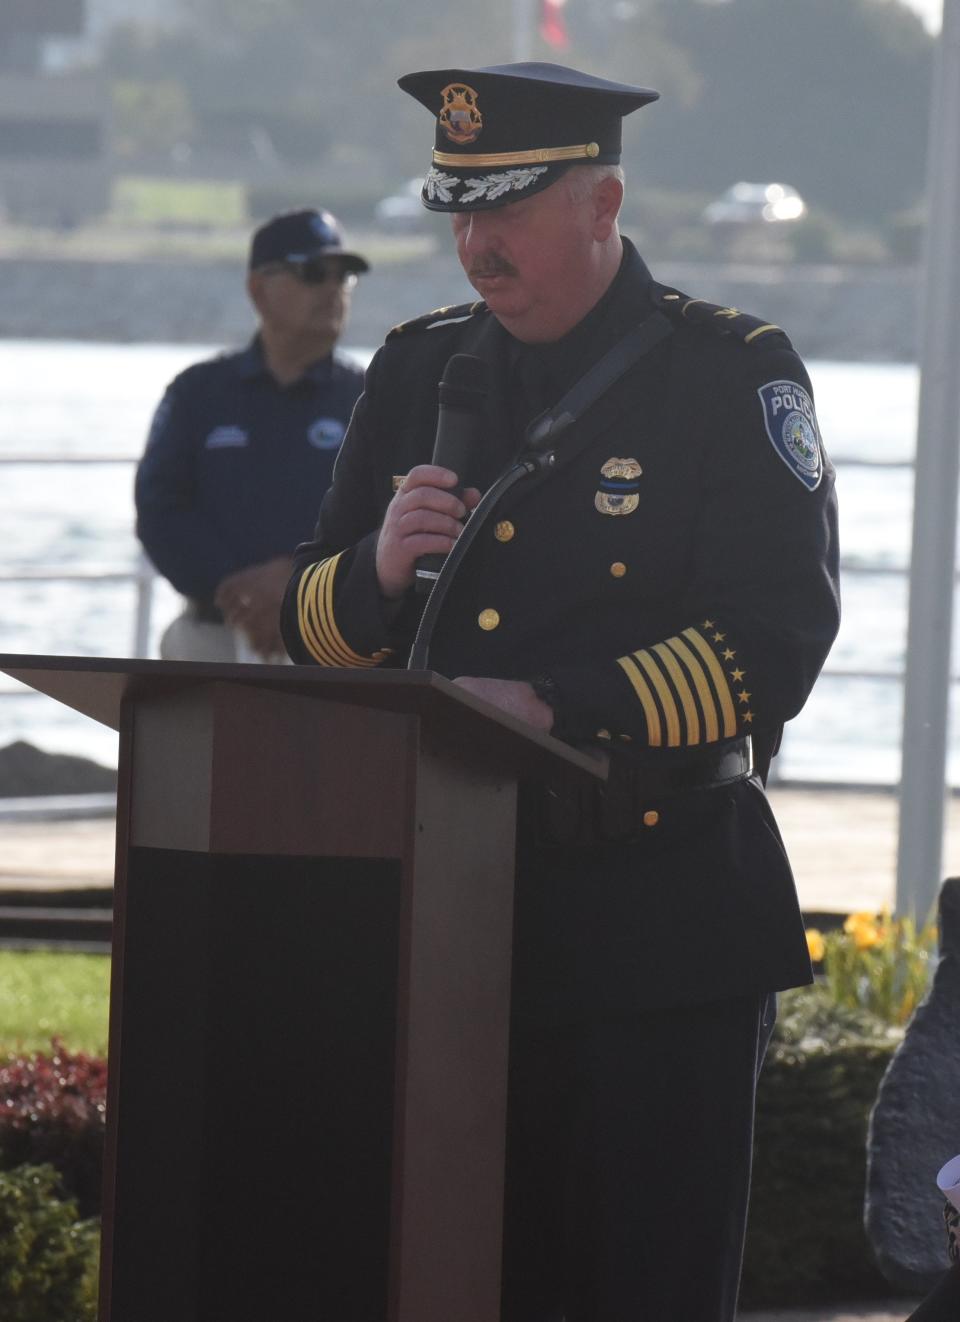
left=593, top=174, right=624, bottom=240
left=246, top=271, right=266, bottom=316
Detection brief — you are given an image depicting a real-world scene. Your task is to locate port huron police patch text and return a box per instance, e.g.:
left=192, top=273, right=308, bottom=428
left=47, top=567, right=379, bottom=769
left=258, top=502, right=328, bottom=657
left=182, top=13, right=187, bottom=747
left=758, top=380, right=822, bottom=490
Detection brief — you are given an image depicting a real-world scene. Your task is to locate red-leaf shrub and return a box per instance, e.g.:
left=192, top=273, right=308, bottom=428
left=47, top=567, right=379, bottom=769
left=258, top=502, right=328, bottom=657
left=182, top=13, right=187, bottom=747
left=0, top=1040, right=107, bottom=1217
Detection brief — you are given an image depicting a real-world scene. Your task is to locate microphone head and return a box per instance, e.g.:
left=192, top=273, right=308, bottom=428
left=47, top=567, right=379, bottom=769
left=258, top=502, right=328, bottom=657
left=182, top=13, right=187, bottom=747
left=438, top=353, right=489, bottom=410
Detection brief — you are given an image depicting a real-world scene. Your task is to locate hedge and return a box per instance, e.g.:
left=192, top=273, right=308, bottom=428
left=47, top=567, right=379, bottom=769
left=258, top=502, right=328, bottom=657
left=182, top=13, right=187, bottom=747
left=740, top=986, right=903, bottom=1307
left=0, top=1164, right=99, bottom=1321
left=0, top=1042, right=107, bottom=1217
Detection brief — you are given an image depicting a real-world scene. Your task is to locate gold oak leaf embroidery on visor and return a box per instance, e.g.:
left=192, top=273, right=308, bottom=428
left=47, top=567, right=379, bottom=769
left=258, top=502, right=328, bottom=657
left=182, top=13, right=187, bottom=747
left=296, top=555, right=385, bottom=668
left=616, top=625, right=740, bottom=747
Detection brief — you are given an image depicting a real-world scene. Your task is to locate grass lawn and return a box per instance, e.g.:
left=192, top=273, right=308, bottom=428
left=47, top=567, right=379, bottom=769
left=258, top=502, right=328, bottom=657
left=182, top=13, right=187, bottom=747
left=110, top=175, right=248, bottom=228
left=0, top=951, right=110, bottom=1056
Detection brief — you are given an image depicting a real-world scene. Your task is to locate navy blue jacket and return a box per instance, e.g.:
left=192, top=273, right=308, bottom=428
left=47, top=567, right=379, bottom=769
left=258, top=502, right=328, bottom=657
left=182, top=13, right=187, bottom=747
left=281, top=241, right=840, bottom=1016
left=135, top=337, right=364, bottom=607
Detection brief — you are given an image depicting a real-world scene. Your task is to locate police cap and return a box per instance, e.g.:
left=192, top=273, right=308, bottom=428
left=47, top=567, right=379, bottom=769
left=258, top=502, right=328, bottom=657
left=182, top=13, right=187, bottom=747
left=248, top=208, right=370, bottom=274
left=398, top=62, right=659, bottom=213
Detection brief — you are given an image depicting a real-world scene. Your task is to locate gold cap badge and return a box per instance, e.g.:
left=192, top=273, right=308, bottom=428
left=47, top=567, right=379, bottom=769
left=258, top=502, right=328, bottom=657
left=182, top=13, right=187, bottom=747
left=595, top=457, right=643, bottom=516
left=439, top=83, right=483, bottom=146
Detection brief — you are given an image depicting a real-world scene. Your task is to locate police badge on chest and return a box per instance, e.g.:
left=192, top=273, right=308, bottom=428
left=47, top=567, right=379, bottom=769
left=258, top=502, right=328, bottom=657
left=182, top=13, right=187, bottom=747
left=595, top=457, right=643, bottom=515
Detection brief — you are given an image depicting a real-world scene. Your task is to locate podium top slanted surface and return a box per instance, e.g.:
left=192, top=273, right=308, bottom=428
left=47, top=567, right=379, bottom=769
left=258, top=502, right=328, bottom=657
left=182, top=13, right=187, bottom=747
left=0, top=653, right=607, bottom=784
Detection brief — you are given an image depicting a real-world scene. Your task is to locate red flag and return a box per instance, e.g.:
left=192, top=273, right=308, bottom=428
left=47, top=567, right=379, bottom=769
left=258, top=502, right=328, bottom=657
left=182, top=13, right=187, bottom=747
left=540, top=0, right=569, bottom=50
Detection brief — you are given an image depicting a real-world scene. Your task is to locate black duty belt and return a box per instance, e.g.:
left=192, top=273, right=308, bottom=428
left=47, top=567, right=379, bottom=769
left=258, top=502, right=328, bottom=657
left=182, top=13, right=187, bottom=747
left=526, top=735, right=755, bottom=848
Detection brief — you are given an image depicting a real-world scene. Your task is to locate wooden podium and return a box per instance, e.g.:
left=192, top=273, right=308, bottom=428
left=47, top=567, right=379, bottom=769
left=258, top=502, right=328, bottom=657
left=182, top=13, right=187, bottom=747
left=0, top=655, right=603, bottom=1322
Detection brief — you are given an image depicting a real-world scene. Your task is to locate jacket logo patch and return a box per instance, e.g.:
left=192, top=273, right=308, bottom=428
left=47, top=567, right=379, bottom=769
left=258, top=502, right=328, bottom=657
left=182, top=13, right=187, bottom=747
left=308, top=417, right=346, bottom=450
left=595, top=457, right=642, bottom=515
left=204, top=425, right=249, bottom=449
left=758, top=380, right=822, bottom=490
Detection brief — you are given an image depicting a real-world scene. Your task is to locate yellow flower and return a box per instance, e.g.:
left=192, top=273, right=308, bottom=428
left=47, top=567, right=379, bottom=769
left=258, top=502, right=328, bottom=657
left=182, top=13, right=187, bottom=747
left=806, top=928, right=826, bottom=962
left=844, top=911, right=877, bottom=934
left=851, top=921, right=880, bottom=950
left=843, top=911, right=882, bottom=949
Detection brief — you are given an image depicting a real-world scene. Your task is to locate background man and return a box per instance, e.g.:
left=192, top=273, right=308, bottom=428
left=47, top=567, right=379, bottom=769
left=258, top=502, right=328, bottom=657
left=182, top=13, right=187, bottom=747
left=136, top=208, right=368, bottom=661
left=281, top=63, right=840, bottom=1321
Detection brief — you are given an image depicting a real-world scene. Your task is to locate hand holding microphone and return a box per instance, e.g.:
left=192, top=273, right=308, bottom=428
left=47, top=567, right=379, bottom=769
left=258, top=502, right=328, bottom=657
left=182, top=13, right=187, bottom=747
left=375, top=354, right=489, bottom=600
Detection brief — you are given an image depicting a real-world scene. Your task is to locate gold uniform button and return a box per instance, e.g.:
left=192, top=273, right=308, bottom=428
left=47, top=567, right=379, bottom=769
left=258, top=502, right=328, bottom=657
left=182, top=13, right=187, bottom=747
left=642, top=810, right=660, bottom=828
left=478, top=608, right=500, bottom=631
left=610, top=562, right=627, bottom=578
left=494, top=520, right=515, bottom=543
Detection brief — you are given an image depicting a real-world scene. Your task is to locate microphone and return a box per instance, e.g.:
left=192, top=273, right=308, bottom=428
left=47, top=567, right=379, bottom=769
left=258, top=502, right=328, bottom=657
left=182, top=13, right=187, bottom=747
left=414, top=353, right=489, bottom=594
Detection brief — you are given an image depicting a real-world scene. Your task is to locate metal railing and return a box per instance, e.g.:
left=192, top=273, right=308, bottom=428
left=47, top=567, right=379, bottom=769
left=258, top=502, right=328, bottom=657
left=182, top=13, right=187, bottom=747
left=0, top=448, right=927, bottom=790
left=0, top=454, right=155, bottom=659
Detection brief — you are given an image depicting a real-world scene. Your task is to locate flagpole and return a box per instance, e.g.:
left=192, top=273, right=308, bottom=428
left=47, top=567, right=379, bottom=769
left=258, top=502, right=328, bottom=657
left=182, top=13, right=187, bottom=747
left=895, top=0, right=960, bottom=922
left=513, top=0, right=534, bottom=61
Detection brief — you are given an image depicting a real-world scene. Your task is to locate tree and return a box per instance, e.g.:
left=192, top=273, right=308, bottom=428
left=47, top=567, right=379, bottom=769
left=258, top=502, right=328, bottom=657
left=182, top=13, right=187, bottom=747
left=639, top=0, right=933, bottom=221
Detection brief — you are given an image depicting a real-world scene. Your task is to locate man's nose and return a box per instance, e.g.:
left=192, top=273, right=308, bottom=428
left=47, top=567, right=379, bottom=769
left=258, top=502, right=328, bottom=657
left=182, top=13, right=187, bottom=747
left=457, top=211, right=497, bottom=254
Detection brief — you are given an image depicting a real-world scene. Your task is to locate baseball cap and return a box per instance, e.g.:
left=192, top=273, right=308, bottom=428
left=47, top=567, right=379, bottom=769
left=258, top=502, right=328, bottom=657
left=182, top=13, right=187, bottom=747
left=248, top=208, right=370, bottom=273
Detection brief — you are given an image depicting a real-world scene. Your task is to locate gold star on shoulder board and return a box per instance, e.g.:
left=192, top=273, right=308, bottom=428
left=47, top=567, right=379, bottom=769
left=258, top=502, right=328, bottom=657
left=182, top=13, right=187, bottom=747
left=702, top=619, right=715, bottom=629
left=730, top=667, right=745, bottom=682
left=723, top=649, right=736, bottom=662
left=737, top=690, right=751, bottom=704
left=742, top=710, right=754, bottom=724
left=712, top=632, right=726, bottom=643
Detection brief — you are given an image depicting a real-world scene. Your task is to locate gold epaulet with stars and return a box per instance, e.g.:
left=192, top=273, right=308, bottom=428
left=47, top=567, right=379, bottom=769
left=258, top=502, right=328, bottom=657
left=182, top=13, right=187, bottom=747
left=386, top=300, right=487, bottom=341
left=651, top=283, right=790, bottom=349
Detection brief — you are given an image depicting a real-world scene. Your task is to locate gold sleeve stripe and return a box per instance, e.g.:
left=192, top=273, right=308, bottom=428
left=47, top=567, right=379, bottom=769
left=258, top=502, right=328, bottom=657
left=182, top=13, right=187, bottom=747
left=317, top=555, right=380, bottom=667
left=315, top=557, right=366, bottom=666
left=682, top=628, right=738, bottom=736
left=635, top=650, right=682, bottom=748
left=299, top=561, right=355, bottom=667
left=652, top=641, right=701, bottom=746
left=296, top=556, right=379, bottom=668
left=665, top=634, right=720, bottom=743
left=616, top=655, right=663, bottom=747
left=296, top=563, right=335, bottom=665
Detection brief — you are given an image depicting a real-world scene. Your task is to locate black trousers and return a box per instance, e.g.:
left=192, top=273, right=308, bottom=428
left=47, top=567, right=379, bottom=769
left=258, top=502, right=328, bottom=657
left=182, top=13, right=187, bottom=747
left=500, top=993, right=775, bottom=1322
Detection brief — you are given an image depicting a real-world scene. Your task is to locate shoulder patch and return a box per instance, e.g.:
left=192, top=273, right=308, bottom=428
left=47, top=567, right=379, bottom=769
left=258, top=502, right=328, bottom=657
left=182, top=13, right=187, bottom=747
left=652, top=285, right=789, bottom=349
left=758, top=380, right=823, bottom=490
left=386, top=300, right=487, bottom=341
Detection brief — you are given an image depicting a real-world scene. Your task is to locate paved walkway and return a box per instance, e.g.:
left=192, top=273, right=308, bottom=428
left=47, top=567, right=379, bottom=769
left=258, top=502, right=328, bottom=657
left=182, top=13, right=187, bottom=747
left=4, top=785, right=960, bottom=914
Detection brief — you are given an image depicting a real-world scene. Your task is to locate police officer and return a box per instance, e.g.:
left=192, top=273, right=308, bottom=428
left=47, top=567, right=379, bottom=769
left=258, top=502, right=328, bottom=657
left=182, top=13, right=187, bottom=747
left=136, top=208, right=369, bottom=662
left=281, top=64, right=840, bottom=1321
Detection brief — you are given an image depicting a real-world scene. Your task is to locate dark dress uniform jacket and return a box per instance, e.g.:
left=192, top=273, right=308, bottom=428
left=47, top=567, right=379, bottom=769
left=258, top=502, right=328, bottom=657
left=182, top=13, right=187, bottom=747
left=281, top=239, right=841, bottom=1022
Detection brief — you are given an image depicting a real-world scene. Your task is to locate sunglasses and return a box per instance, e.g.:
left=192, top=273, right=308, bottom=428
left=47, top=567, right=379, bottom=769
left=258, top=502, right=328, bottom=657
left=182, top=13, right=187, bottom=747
left=260, top=259, right=358, bottom=289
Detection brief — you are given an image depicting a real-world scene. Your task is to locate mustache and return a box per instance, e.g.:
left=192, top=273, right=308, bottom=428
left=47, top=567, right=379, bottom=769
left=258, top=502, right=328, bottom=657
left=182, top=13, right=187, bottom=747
left=468, top=256, right=518, bottom=280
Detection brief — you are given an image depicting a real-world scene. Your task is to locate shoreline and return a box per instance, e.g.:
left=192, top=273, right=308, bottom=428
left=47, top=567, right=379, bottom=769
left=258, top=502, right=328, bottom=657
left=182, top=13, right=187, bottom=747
left=0, top=241, right=921, bottom=364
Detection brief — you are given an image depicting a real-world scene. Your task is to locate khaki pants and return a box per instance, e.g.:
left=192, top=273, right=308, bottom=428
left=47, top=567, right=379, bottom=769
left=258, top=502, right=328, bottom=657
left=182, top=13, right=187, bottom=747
left=159, top=612, right=291, bottom=665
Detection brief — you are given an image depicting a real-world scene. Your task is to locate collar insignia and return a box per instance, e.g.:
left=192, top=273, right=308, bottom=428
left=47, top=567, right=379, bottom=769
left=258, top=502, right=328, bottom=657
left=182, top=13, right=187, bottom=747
left=439, top=83, right=483, bottom=145
left=595, top=457, right=643, bottom=515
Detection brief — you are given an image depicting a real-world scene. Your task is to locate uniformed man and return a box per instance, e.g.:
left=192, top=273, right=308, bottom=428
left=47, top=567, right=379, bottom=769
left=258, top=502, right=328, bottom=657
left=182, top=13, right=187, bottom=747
left=136, top=208, right=369, bottom=662
left=281, top=63, right=840, bottom=1321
